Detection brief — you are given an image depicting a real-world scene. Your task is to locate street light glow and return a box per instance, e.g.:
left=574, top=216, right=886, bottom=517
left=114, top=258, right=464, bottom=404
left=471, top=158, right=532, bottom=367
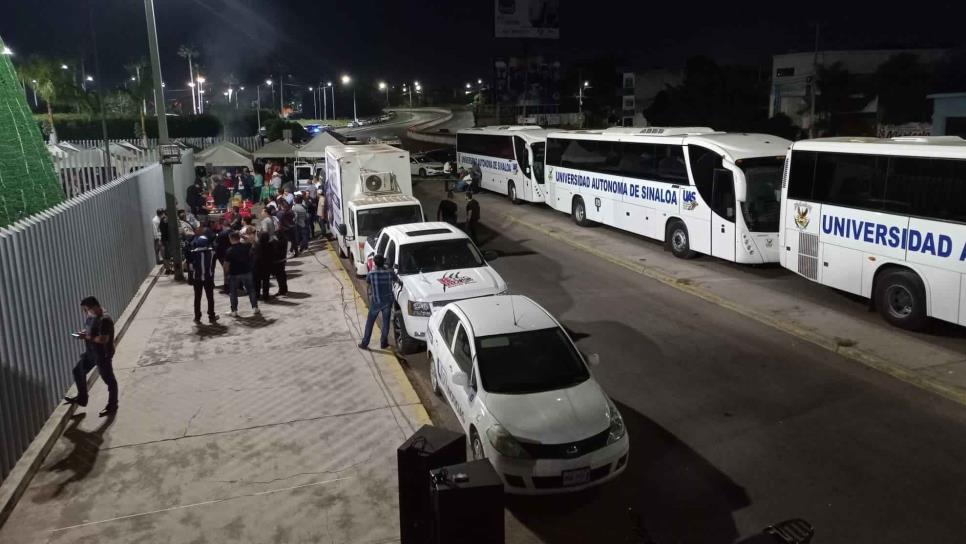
left=378, top=81, right=386, bottom=90
left=465, top=83, right=471, bottom=89
left=477, top=78, right=483, bottom=85
left=309, top=86, right=313, bottom=91
left=85, top=75, right=94, bottom=82
left=327, top=81, right=332, bottom=87
left=188, top=82, right=195, bottom=87
left=131, top=76, right=136, bottom=81
left=265, top=79, right=272, bottom=86
left=341, top=74, right=350, bottom=85
left=60, top=64, right=68, bottom=70
left=196, top=76, right=205, bottom=83
left=584, top=80, right=590, bottom=87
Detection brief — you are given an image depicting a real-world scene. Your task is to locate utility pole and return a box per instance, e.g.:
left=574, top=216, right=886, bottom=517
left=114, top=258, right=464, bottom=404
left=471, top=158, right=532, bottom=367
left=809, top=23, right=820, bottom=139
left=144, top=0, right=183, bottom=280
left=322, top=83, right=328, bottom=121
left=280, top=75, right=284, bottom=116
left=256, top=84, right=262, bottom=133
left=88, top=1, right=112, bottom=190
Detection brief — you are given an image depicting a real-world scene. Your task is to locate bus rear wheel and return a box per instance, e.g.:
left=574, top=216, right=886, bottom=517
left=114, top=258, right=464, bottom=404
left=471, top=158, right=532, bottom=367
left=874, top=269, right=928, bottom=330
left=572, top=197, right=591, bottom=227
left=667, top=221, right=696, bottom=259
left=508, top=182, right=521, bottom=205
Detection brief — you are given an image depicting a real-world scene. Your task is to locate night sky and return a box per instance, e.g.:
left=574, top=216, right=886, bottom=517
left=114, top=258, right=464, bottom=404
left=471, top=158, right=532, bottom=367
left=2, top=0, right=964, bottom=92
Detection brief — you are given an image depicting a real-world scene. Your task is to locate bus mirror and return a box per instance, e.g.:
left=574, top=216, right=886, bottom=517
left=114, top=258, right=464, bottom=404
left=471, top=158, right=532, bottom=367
left=337, top=223, right=347, bottom=237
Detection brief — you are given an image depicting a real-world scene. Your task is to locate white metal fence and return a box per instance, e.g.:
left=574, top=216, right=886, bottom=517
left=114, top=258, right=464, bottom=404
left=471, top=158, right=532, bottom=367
left=0, top=152, right=195, bottom=482
left=60, top=136, right=259, bottom=153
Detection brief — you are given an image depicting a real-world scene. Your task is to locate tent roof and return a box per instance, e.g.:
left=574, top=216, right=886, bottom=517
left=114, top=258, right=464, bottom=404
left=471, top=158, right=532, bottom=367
left=196, top=146, right=253, bottom=168
left=296, top=132, right=342, bottom=158
left=252, top=139, right=299, bottom=159
left=199, top=140, right=252, bottom=159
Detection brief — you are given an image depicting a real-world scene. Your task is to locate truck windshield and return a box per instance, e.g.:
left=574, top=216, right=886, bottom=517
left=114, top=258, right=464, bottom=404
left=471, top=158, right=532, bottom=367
left=739, top=157, right=785, bottom=233
left=357, top=205, right=423, bottom=238
left=397, top=239, right=484, bottom=274
left=531, top=142, right=546, bottom=184
left=476, top=327, right=590, bottom=394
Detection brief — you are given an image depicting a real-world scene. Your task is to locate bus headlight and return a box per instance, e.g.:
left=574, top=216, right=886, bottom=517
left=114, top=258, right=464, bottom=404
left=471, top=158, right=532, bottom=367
left=408, top=300, right=432, bottom=317
left=606, top=398, right=626, bottom=445
left=486, top=424, right=530, bottom=459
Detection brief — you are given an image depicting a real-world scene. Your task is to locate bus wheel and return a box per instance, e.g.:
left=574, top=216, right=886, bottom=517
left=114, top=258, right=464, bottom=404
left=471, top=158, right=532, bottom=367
left=508, top=182, right=521, bottom=205
left=667, top=221, right=696, bottom=259
left=874, top=269, right=928, bottom=330
left=572, top=197, right=591, bottom=227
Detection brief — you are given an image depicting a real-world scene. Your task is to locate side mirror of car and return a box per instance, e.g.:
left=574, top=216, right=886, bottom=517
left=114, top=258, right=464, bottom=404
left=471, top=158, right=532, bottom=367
left=587, top=353, right=600, bottom=366
left=337, top=223, right=347, bottom=237
left=451, top=371, right=470, bottom=388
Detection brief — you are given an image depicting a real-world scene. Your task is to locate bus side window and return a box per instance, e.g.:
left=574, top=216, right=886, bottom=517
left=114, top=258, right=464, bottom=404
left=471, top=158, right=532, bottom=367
left=688, top=145, right=723, bottom=202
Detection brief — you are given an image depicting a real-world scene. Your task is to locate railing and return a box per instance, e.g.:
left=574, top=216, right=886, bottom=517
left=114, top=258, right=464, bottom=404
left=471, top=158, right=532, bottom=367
left=0, top=152, right=195, bottom=483
left=59, top=136, right=259, bottom=153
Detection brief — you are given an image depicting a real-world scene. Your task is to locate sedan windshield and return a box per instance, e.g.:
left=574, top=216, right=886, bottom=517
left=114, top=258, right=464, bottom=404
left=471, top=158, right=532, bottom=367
left=739, top=157, right=785, bottom=233
left=357, top=205, right=422, bottom=238
left=397, top=239, right=484, bottom=274
left=476, top=327, right=590, bottom=394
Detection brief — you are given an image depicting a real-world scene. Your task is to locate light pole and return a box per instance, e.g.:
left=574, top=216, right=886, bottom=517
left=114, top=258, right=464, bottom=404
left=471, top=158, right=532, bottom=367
left=342, top=74, right=356, bottom=121
left=237, top=86, right=244, bottom=110
left=258, top=79, right=271, bottom=134
left=578, top=80, right=590, bottom=128
left=309, top=86, right=316, bottom=118
left=280, top=75, right=284, bottom=116
left=196, top=76, right=205, bottom=113
left=378, top=81, right=389, bottom=107
left=324, top=81, right=332, bottom=121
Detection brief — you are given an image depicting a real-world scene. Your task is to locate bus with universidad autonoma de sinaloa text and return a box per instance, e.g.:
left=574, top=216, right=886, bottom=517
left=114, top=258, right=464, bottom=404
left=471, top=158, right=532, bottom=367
left=457, top=125, right=552, bottom=204
left=543, top=127, right=791, bottom=264
left=779, top=136, right=966, bottom=330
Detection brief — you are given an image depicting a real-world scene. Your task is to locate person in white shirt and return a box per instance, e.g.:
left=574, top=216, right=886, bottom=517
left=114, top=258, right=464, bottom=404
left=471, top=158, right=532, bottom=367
left=151, top=209, right=164, bottom=264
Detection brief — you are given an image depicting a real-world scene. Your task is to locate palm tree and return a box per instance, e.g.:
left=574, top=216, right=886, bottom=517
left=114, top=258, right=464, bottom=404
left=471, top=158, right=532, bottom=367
left=177, top=45, right=198, bottom=114
left=18, top=57, right=82, bottom=144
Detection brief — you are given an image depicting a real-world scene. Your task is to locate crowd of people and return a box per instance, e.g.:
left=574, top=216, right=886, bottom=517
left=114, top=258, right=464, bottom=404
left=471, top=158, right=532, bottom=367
left=150, top=162, right=327, bottom=323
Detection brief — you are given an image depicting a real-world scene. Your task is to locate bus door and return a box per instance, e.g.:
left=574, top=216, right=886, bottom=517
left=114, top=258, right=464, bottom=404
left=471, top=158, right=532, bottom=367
left=710, top=167, right=738, bottom=261
left=530, top=141, right=546, bottom=202
left=513, top=136, right=532, bottom=200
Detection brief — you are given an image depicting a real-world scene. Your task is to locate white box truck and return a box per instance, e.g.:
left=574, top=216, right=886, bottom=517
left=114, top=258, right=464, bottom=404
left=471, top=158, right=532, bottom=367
left=324, top=144, right=425, bottom=275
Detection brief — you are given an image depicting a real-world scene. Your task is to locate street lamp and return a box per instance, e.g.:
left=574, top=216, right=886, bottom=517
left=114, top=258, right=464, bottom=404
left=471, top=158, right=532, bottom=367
left=341, top=74, right=356, bottom=121
left=61, top=64, right=68, bottom=70
left=196, top=76, right=205, bottom=113
left=378, top=81, right=389, bottom=106
left=309, top=86, right=317, bottom=118
left=578, top=80, right=591, bottom=128
left=327, top=81, right=333, bottom=120
left=237, top=86, right=244, bottom=110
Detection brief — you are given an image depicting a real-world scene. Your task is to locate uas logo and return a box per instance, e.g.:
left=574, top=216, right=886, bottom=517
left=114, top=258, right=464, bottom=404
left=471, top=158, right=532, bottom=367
left=683, top=190, right=699, bottom=211
left=438, top=271, right=476, bottom=289
left=794, top=202, right=812, bottom=229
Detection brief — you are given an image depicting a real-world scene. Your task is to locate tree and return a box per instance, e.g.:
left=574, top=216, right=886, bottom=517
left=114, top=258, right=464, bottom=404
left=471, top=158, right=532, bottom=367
left=17, top=56, right=85, bottom=143
left=177, top=45, right=198, bottom=114
left=874, top=53, right=934, bottom=125
left=124, top=59, right=153, bottom=139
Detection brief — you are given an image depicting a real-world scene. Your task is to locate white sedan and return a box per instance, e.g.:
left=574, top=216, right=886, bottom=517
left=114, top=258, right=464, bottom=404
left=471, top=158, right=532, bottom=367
left=410, top=155, right=444, bottom=177
left=426, top=295, right=629, bottom=494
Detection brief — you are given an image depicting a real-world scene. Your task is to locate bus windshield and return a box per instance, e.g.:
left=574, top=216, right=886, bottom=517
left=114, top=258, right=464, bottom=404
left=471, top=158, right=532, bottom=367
left=356, top=205, right=423, bottom=238
left=739, top=157, right=785, bottom=233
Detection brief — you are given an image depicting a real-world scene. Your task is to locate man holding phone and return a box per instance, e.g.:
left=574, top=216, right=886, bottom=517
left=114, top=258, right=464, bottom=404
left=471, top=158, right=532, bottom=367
left=64, top=296, right=118, bottom=417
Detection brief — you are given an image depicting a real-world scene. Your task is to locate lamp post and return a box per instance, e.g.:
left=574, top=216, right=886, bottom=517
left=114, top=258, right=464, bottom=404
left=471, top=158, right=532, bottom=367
left=341, top=74, right=356, bottom=122
left=326, top=81, right=333, bottom=120
left=378, top=81, right=389, bottom=107
left=309, top=87, right=317, bottom=118
left=257, top=79, right=271, bottom=135
left=578, top=80, right=590, bottom=128
left=196, top=76, right=205, bottom=113
left=237, top=86, right=244, bottom=110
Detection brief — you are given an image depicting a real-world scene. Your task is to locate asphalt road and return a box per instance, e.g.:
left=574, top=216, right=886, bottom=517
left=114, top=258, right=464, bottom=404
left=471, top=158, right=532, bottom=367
left=337, top=109, right=447, bottom=141
left=336, top=177, right=966, bottom=544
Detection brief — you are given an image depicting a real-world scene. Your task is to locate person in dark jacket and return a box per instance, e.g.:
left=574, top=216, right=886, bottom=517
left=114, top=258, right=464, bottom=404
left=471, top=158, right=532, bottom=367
left=214, top=219, right=233, bottom=293
left=64, top=296, right=119, bottom=417
left=271, top=233, right=289, bottom=296
left=212, top=182, right=231, bottom=210
left=255, top=232, right=274, bottom=300
left=188, top=228, right=219, bottom=324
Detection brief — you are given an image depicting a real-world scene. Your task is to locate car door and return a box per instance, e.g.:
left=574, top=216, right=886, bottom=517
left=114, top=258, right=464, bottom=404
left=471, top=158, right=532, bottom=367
left=434, top=310, right=462, bottom=403
left=710, top=167, right=738, bottom=261
left=448, top=322, right=477, bottom=427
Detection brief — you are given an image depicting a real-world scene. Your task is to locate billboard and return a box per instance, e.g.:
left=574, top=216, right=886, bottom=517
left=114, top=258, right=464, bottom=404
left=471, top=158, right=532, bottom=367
left=494, top=0, right=559, bottom=39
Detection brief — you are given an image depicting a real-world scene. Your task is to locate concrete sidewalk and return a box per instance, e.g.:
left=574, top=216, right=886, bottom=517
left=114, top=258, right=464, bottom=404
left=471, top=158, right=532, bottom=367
left=0, top=240, right=429, bottom=543
left=415, top=180, right=966, bottom=407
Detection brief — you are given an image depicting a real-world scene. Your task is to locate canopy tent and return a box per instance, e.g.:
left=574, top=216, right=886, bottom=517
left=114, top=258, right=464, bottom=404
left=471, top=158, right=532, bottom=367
left=195, top=145, right=253, bottom=169
left=199, top=140, right=252, bottom=160
left=252, top=139, right=298, bottom=159
left=295, top=132, right=342, bottom=159
left=46, top=143, right=70, bottom=158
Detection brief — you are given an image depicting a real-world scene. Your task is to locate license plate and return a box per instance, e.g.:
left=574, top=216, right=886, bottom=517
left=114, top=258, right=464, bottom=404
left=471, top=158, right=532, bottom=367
left=561, top=468, right=591, bottom=487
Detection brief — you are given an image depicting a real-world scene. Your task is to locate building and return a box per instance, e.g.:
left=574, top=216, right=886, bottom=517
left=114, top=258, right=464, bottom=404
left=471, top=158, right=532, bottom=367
left=929, top=92, right=966, bottom=138
left=769, top=49, right=948, bottom=133
left=618, top=68, right=684, bottom=127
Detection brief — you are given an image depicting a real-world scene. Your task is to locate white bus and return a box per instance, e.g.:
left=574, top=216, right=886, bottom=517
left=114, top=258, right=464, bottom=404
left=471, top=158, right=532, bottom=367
left=544, top=127, right=791, bottom=264
left=779, top=136, right=966, bottom=330
left=457, top=125, right=552, bottom=204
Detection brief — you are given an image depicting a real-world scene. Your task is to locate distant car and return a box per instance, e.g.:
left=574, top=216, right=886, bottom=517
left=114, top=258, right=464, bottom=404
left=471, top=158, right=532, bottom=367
left=305, top=124, right=322, bottom=134
left=427, top=295, right=629, bottom=494
left=411, top=155, right=444, bottom=177
left=346, top=121, right=360, bottom=128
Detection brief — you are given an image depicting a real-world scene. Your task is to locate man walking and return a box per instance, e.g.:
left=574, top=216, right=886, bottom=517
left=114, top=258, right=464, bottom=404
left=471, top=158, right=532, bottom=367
left=64, top=297, right=118, bottom=417
left=437, top=191, right=458, bottom=226
left=465, top=192, right=481, bottom=244
left=292, top=195, right=309, bottom=254
left=358, top=255, right=396, bottom=351
left=189, top=228, right=219, bottom=324
left=225, top=231, right=260, bottom=317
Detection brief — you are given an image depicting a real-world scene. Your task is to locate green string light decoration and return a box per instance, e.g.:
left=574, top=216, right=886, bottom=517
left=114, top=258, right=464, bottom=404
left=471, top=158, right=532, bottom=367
left=0, top=36, right=63, bottom=228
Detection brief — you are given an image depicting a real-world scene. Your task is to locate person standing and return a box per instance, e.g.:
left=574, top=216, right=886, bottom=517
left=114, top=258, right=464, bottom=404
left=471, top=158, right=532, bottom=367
left=64, top=296, right=118, bottom=417
left=465, top=192, right=481, bottom=243
left=189, top=228, right=219, bottom=324
left=437, top=191, right=458, bottom=226
left=212, top=181, right=231, bottom=210
left=225, top=231, right=260, bottom=317
left=270, top=231, right=289, bottom=296
left=214, top=218, right=232, bottom=293
left=255, top=232, right=274, bottom=301
left=152, top=208, right=164, bottom=264
left=277, top=201, right=297, bottom=257
left=358, top=255, right=396, bottom=350
left=253, top=168, right=264, bottom=202
left=306, top=192, right=319, bottom=240
left=270, top=170, right=283, bottom=198
left=292, top=195, right=308, bottom=254
left=241, top=167, right=254, bottom=201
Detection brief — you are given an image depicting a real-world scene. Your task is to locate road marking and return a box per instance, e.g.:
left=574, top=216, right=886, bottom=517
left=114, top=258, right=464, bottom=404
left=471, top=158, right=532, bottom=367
left=501, top=213, right=966, bottom=407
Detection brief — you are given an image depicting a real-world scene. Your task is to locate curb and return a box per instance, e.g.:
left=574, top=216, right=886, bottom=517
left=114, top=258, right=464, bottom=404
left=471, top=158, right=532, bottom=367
left=499, top=212, right=966, bottom=408
left=0, top=266, right=164, bottom=529
left=322, top=243, right=432, bottom=428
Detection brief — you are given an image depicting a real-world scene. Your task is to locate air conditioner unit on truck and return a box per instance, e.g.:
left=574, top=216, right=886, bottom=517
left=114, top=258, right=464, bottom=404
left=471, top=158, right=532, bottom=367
left=324, top=144, right=426, bottom=276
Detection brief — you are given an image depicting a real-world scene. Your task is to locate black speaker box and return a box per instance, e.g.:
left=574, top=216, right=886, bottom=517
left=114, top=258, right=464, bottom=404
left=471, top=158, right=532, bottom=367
left=398, top=425, right=466, bottom=544
left=430, top=459, right=504, bottom=544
